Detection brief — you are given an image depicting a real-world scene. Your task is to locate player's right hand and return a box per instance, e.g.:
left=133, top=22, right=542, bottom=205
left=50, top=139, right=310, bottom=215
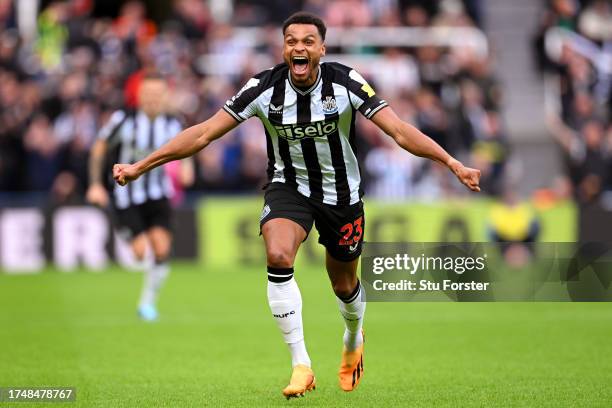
left=447, top=158, right=481, bottom=192
left=86, top=183, right=109, bottom=207
left=113, top=163, right=140, bottom=186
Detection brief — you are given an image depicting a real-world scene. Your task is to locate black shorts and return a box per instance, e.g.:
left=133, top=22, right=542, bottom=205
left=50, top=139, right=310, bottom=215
left=260, top=183, right=365, bottom=262
left=113, top=198, right=172, bottom=241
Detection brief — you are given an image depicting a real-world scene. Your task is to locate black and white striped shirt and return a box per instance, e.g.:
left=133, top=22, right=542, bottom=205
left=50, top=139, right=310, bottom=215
left=98, top=110, right=182, bottom=209
left=224, top=62, right=388, bottom=206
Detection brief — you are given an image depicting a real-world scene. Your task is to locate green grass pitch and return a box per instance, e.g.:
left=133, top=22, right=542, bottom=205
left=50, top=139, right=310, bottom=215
left=1, top=264, right=611, bottom=407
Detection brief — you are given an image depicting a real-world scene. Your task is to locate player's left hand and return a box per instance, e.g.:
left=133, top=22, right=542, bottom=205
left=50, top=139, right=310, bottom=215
left=113, top=163, right=140, bottom=186
left=448, top=159, right=481, bottom=192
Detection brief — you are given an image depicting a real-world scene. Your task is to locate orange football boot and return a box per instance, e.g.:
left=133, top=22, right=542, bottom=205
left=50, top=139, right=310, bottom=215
left=338, top=330, right=365, bottom=391
left=282, top=364, right=316, bottom=399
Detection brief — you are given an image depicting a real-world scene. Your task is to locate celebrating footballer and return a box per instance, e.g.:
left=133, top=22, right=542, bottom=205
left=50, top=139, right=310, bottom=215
left=113, top=12, right=480, bottom=399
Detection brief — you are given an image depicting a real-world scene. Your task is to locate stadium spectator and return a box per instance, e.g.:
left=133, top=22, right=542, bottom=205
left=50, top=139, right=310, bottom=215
left=169, top=0, right=213, bottom=40
left=35, top=1, right=69, bottom=72
left=577, top=0, right=612, bottom=42
left=23, top=114, right=61, bottom=191
left=374, top=47, right=420, bottom=97
left=403, top=4, right=429, bottom=27
left=326, top=0, right=373, bottom=27
left=112, top=1, right=157, bottom=45
left=538, top=0, right=611, bottom=208
left=487, top=185, right=540, bottom=267
left=0, top=0, right=16, bottom=32
left=432, top=0, right=475, bottom=28
left=469, top=111, right=509, bottom=196
left=414, top=88, right=448, bottom=148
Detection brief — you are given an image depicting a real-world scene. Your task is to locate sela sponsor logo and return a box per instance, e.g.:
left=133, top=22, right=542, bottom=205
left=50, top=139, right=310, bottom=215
left=273, top=310, right=296, bottom=319
left=341, top=314, right=360, bottom=321
left=321, top=96, right=338, bottom=114
left=274, top=119, right=338, bottom=140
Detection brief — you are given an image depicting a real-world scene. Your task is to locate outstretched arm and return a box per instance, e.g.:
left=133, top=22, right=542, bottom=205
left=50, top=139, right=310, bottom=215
left=86, top=139, right=110, bottom=206
left=113, top=109, right=238, bottom=186
left=371, top=107, right=481, bottom=192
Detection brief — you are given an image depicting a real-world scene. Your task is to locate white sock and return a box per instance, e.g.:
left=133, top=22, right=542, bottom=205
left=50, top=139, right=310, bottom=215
left=267, top=274, right=311, bottom=368
left=139, top=261, right=169, bottom=307
left=337, top=282, right=366, bottom=351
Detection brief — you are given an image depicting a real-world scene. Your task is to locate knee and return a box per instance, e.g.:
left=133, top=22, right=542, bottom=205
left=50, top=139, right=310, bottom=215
left=152, top=245, right=171, bottom=263
left=266, top=248, right=294, bottom=269
left=149, top=230, right=172, bottom=262
left=132, top=241, right=147, bottom=261
left=331, top=279, right=357, bottom=299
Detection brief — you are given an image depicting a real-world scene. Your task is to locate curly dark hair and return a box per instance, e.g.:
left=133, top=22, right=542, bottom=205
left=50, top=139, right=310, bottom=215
left=282, top=12, right=327, bottom=41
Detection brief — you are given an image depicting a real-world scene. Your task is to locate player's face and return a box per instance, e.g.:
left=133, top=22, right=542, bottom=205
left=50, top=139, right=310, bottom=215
left=283, top=24, right=325, bottom=87
left=138, top=79, right=167, bottom=117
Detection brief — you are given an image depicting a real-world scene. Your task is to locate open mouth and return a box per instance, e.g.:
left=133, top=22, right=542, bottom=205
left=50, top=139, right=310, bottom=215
left=291, top=56, right=309, bottom=76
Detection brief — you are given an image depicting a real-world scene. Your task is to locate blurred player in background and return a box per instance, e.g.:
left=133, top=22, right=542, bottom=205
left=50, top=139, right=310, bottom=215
left=488, top=184, right=540, bottom=268
left=112, top=13, right=480, bottom=397
left=87, top=74, right=190, bottom=321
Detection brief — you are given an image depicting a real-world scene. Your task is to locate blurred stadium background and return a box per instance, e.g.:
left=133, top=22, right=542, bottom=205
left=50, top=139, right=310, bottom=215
left=1, top=0, right=611, bottom=406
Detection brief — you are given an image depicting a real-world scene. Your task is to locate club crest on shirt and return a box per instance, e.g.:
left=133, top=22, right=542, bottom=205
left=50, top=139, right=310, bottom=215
left=321, top=96, right=338, bottom=114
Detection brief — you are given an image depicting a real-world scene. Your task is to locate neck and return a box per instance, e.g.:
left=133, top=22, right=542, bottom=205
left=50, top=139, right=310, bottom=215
left=291, top=65, right=320, bottom=89
left=142, top=110, right=158, bottom=120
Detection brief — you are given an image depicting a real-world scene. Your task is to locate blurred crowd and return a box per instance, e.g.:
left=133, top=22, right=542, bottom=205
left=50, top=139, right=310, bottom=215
left=534, top=0, right=612, bottom=207
left=0, top=0, right=508, bottom=203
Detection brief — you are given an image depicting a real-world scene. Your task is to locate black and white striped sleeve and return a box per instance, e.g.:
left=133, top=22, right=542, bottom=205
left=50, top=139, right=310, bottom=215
left=223, top=74, right=267, bottom=123
left=97, top=110, right=126, bottom=141
left=346, top=69, right=388, bottom=119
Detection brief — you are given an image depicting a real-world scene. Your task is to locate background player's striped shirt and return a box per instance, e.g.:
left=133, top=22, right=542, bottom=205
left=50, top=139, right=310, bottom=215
left=224, top=62, right=388, bottom=206
left=98, top=110, right=182, bottom=209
